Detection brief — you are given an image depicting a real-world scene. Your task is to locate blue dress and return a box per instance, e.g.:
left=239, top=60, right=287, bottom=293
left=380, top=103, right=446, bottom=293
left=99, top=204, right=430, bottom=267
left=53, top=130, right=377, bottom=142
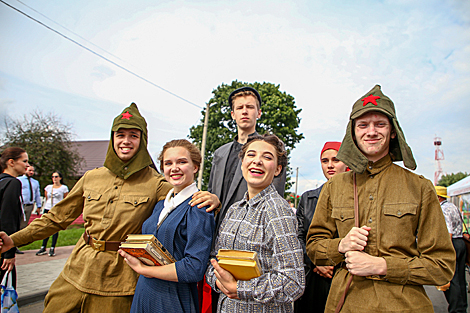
left=130, top=197, right=215, bottom=313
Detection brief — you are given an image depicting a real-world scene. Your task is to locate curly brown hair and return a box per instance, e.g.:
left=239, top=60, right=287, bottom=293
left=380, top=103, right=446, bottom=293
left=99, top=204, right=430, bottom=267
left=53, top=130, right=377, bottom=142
left=238, top=134, right=287, bottom=174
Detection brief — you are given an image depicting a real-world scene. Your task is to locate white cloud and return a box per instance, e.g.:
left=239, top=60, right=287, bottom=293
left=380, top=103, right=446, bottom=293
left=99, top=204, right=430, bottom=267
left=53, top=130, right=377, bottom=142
left=1, top=0, right=469, bottom=184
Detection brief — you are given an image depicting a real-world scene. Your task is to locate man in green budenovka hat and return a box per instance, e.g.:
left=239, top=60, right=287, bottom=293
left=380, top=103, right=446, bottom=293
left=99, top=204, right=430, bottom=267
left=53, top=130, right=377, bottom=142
left=0, top=103, right=219, bottom=312
left=306, top=85, right=455, bottom=313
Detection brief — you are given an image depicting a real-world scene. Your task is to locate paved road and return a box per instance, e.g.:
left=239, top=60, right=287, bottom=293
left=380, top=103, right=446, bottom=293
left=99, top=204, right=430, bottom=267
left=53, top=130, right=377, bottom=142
left=15, top=246, right=469, bottom=312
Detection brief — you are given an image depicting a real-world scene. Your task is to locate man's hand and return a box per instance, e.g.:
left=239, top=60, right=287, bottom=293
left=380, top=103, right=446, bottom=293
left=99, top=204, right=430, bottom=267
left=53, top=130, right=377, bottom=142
left=338, top=226, right=371, bottom=254
left=211, top=259, right=239, bottom=299
left=0, top=232, right=15, bottom=254
left=190, top=191, right=220, bottom=213
left=1, top=257, right=15, bottom=272
left=314, top=266, right=334, bottom=279
left=344, top=251, right=387, bottom=276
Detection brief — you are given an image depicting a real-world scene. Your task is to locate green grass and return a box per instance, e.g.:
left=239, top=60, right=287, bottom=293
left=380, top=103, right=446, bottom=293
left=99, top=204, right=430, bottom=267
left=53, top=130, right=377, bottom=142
left=19, top=224, right=85, bottom=251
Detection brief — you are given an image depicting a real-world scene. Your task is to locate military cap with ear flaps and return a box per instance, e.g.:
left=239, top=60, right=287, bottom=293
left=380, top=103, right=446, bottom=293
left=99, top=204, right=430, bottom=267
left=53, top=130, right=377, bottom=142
left=104, top=103, right=153, bottom=180
left=336, top=85, right=417, bottom=174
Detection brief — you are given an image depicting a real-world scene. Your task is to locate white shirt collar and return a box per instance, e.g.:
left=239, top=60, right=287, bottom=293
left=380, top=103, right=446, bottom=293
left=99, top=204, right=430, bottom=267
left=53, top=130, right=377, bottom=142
left=158, top=182, right=199, bottom=225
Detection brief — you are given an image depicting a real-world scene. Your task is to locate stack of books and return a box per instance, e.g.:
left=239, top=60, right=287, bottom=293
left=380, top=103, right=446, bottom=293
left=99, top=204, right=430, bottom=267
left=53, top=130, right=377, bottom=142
left=216, top=249, right=261, bottom=281
left=120, top=234, right=176, bottom=266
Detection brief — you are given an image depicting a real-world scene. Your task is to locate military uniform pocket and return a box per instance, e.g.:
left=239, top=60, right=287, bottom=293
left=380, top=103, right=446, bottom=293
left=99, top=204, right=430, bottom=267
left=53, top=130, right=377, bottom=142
left=382, top=203, right=418, bottom=243
left=331, top=207, right=355, bottom=237
left=383, top=203, right=417, bottom=218
left=83, top=190, right=102, bottom=201
left=123, top=196, right=149, bottom=207
left=331, top=207, right=355, bottom=222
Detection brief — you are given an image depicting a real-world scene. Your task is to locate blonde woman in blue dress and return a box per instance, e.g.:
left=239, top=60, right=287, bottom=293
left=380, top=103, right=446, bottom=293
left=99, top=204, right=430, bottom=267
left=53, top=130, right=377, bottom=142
left=119, top=139, right=215, bottom=313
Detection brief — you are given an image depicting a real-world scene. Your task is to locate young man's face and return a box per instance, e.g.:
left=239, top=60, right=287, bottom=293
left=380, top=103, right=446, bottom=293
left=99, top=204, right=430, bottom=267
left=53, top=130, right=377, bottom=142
left=113, top=128, right=141, bottom=162
left=354, top=111, right=396, bottom=162
left=230, top=95, right=261, bottom=132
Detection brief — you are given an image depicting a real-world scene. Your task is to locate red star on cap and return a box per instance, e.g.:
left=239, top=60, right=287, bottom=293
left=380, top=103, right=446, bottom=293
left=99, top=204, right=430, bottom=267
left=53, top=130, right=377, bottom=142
left=361, top=94, right=380, bottom=106
left=121, top=111, right=133, bottom=120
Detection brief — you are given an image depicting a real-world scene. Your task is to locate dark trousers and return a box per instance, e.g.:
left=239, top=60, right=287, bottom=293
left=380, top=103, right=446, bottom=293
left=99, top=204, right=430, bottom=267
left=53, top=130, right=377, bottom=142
left=294, top=267, right=332, bottom=313
left=41, top=209, right=59, bottom=248
left=42, top=232, right=59, bottom=248
left=444, top=238, right=468, bottom=313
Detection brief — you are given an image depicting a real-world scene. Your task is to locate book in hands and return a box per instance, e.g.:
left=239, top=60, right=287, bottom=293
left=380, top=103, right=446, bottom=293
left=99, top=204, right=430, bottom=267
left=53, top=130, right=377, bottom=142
left=216, top=249, right=261, bottom=281
left=120, top=234, right=176, bottom=266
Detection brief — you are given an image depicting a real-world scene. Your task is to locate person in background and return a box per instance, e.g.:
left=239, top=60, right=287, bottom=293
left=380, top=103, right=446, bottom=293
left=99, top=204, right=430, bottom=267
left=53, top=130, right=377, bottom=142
left=35, top=171, right=68, bottom=257
left=294, top=141, right=348, bottom=313
left=0, top=147, right=29, bottom=288
left=198, top=86, right=287, bottom=312
left=206, top=134, right=304, bottom=312
left=435, top=186, right=468, bottom=313
left=119, top=139, right=214, bottom=312
left=17, top=166, right=42, bottom=227
left=306, top=85, right=455, bottom=312
left=16, top=165, right=42, bottom=255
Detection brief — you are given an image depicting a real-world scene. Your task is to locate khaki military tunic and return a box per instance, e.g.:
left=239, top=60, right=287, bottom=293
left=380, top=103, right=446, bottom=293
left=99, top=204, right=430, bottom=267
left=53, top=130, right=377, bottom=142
left=11, top=166, right=172, bottom=296
left=306, top=155, right=455, bottom=312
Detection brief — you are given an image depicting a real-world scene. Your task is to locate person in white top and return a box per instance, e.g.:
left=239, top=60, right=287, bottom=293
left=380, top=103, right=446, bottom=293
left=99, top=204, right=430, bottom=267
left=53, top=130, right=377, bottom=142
left=36, top=171, right=68, bottom=257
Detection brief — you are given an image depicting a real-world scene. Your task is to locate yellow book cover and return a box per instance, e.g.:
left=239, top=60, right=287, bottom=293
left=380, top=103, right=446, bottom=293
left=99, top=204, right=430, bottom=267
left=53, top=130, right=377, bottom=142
left=216, top=249, right=261, bottom=281
left=125, top=234, right=156, bottom=242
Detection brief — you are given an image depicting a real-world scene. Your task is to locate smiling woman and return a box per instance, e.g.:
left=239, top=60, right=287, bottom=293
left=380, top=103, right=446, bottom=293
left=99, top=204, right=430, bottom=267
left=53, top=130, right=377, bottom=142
left=239, top=137, right=284, bottom=199
left=206, top=134, right=305, bottom=313
left=118, top=139, right=215, bottom=313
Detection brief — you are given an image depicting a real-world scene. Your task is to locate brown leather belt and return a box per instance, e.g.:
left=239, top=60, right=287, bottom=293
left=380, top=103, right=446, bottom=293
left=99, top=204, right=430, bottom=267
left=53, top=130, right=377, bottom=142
left=82, top=232, right=121, bottom=252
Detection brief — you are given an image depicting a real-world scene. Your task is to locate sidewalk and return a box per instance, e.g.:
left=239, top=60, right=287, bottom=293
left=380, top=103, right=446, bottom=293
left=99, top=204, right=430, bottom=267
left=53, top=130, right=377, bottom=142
left=14, top=245, right=470, bottom=311
left=16, top=245, right=75, bottom=307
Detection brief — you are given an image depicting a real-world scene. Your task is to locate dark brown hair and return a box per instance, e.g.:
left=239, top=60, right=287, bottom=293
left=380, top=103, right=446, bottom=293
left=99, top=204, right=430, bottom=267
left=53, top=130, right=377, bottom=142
left=0, top=147, right=26, bottom=172
left=239, top=134, right=287, bottom=174
left=52, top=171, right=66, bottom=185
left=158, top=139, right=201, bottom=177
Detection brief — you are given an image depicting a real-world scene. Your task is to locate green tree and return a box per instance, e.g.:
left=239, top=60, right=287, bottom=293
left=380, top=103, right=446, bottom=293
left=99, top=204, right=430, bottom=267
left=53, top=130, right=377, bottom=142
left=189, top=81, right=304, bottom=193
left=1, top=111, right=83, bottom=191
left=438, top=172, right=469, bottom=187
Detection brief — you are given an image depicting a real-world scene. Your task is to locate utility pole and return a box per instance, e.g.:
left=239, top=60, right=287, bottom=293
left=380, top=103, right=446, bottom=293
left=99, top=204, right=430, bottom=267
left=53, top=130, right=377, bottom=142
left=197, top=102, right=210, bottom=190
left=294, top=167, right=299, bottom=207
left=434, top=136, right=444, bottom=186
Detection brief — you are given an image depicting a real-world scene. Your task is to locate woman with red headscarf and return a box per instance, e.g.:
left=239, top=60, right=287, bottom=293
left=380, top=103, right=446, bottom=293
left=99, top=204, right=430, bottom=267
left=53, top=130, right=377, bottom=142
left=294, top=142, right=348, bottom=313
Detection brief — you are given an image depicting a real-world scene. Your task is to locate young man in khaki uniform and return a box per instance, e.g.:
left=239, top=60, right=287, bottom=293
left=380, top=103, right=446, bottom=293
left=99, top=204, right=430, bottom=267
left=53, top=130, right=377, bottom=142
left=306, top=85, right=455, bottom=313
left=0, top=103, right=218, bottom=312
